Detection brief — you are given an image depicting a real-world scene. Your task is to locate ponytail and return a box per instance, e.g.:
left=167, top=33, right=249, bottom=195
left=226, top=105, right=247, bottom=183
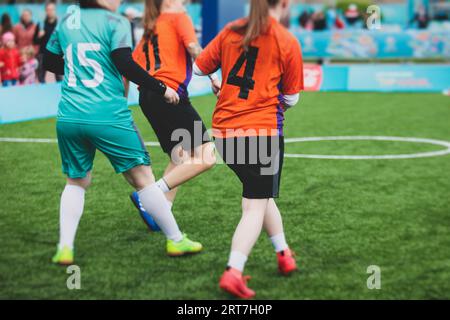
left=232, top=0, right=279, bottom=51
left=143, top=0, right=163, bottom=40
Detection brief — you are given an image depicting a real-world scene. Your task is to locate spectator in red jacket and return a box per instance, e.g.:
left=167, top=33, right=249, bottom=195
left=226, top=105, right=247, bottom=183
left=12, top=9, right=39, bottom=52
left=0, top=32, right=21, bottom=87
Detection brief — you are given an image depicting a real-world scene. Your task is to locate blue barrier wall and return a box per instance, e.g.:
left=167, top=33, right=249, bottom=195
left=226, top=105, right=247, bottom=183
left=346, top=65, right=450, bottom=92
left=0, top=83, right=61, bottom=124
left=1, top=64, right=449, bottom=124
left=0, top=75, right=214, bottom=124
left=304, top=64, right=450, bottom=92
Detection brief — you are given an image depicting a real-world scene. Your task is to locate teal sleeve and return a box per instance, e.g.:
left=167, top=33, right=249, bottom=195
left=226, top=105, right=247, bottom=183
left=110, top=16, right=132, bottom=51
left=46, top=27, right=63, bottom=55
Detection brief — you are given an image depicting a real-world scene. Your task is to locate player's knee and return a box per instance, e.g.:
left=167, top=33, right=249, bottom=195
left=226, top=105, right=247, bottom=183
left=67, top=175, right=92, bottom=190
left=195, top=142, right=216, bottom=170
left=125, top=165, right=156, bottom=190
left=201, top=151, right=216, bottom=170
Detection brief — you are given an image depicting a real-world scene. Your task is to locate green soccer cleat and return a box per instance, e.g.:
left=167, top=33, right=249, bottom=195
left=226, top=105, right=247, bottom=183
left=167, top=234, right=203, bottom=257
left=52, top=246, right=74, bottom=265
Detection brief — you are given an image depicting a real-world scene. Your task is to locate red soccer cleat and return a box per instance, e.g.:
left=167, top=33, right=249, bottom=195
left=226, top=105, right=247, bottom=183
left=277, top=249, right=297, bottom=275
left=219, top=268, right=256, bottom=299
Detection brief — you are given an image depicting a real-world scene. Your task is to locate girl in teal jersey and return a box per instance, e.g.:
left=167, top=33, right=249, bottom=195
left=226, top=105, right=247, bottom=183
left=45, top=0, right=203, bottom=265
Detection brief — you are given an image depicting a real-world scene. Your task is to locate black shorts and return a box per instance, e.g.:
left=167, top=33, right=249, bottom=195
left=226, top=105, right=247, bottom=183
left=139, top=89, right=210, bottom=155
left=215, top=136, right=284, bottom=199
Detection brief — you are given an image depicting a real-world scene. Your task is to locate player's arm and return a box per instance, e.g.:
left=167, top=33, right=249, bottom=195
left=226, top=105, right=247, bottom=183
left=109, top=16, right=178, bottom=104
left=187, top=42, right=203, bottom=60
left=111, top=48, right=166, bottom=95
left=178, top=15, right=221, bottom=95
left=111, top=48, right=179, bottom=104
left=44, top=27, right=64, bottom=75
left=192, top=31, right=224, bottom=96
left=43, top=49, right=65, bottom=75
left=280, top=39, right=304, bottom=110
left=188, top=41, right=221, bottom=96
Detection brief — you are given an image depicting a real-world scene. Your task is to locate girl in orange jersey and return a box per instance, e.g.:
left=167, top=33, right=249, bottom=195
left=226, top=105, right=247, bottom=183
left=194, top=0, right=303, bottom=298
left=130, top=0, right=221, bottom=234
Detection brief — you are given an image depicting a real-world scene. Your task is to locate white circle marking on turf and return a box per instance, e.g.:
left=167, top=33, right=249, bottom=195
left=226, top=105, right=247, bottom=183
left=1, top=136, right=450, bottom=160
left=0, top=137, right=161, bottom=147
left=284, top=136, right=450, bottom=160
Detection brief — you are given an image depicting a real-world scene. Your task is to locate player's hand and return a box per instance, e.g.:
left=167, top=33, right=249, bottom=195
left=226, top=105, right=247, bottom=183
left=211, top=78, right=221, bottom=97
left=164, top=86, right=180, bottom=105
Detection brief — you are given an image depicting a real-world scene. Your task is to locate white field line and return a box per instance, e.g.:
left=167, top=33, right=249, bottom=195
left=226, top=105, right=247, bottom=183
left=0, top=137, right=160, bottom=147
left=1, top=136, right=450, bottom=160
left=283, top=136, right=450, bottom=160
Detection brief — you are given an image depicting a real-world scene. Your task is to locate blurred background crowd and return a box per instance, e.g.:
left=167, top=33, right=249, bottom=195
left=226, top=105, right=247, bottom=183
left=0, top=0, right=149, bottom=87
left=0, top=0, right=449, bottom=88
left=294, top=0, right=449, bottom=31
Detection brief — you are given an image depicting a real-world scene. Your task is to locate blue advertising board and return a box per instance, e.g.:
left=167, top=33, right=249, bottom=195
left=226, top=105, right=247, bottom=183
left=0, top=75, right=214, bottom=124
left=2, top=64, right=449, bottom=124
left=295, top=30, right=450, bottom=59
left=347, top=65, right=450, bottom=92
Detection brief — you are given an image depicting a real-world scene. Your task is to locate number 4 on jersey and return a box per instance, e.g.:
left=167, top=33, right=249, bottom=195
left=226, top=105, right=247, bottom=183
left=227, top=46, right=259, bottom=100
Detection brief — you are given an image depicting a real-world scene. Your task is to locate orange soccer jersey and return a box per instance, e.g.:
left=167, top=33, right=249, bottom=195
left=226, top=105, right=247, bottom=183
left=133, top=12, right=197, bottom=98
left=195, top=17, right=304, bottom=138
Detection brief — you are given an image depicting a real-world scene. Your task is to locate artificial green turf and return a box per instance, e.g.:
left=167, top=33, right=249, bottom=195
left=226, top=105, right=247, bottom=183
left=0, top=92, right=449, bottom=299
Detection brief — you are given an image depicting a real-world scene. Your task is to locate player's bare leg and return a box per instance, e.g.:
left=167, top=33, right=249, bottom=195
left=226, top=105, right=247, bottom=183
left=263, top=199, right=297, bottom=275
left=232, top=198, right=269, bottom=256
left=162, top=142, right=216, bottom=191
left=219, top=198, right=269, bottom=299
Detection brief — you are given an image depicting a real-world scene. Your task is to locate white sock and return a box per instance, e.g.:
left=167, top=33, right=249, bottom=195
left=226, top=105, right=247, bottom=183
left=156, top=178, right=170, bottom=193
left=270, top=233, right=288, bottom=252
left=138, top=183, right=183, bottom=242
left=58, top=185, right=85, bottom=250
left=227, top=251, right=248, bottom=272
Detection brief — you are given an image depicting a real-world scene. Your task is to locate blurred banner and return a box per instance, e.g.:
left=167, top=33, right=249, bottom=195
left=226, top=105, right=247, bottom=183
left=304, top=64, right=450, bottom=92
left=295, top=30, right=450, bottom=59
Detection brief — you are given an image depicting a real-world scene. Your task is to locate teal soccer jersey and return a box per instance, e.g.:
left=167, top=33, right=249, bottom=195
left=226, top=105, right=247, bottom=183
left=47, top=8, right=150, bottom=178
left=47, top=8, right=133, bottom=124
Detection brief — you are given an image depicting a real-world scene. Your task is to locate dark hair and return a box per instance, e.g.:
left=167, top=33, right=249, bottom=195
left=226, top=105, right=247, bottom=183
left=143, top=0, right=164, bottom=40
left=78, top=0, right=103, bottom=9
left=232, top=0, right=280, bottom=51
left=1, top=13, right=13, bottom=35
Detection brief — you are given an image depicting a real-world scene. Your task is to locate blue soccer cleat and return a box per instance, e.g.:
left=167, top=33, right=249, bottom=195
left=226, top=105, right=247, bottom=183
left=130, top=192, right=161, bottom=232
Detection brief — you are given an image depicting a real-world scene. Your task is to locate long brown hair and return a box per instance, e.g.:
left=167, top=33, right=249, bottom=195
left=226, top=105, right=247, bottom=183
left=143, top=0, right=164, bottom=40
left=232, top=0, right=280, bottom=51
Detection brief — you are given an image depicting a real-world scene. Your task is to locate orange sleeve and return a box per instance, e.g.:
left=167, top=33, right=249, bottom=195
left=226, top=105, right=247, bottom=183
left=175, top=14, right=198, bottom=48
left=195, top=31, right=223, bottom=75
left=132, top=39, right=146, bottom=70
left=281, top=38, right=304, bottom=95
